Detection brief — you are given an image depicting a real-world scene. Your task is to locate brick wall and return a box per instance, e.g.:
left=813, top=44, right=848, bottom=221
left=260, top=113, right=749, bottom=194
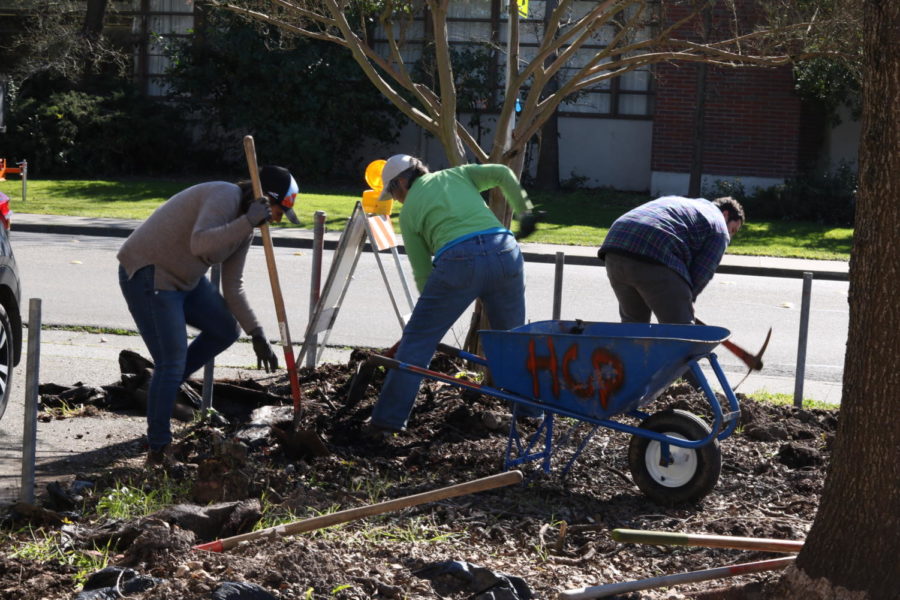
left=652, top=62, right=804, bottom=178
left=651, top=0, right=817, bottom=180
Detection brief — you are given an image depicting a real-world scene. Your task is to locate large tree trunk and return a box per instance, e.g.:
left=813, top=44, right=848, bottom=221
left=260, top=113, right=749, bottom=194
left=773, top=1, right=900, bottom=598
left=82, top=0, right=109, bottom=40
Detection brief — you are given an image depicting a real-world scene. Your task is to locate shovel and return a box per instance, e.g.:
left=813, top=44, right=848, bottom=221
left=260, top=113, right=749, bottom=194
left=194, top=470, right=523, bottom=552
left=244, top=135, right=329, bottom=457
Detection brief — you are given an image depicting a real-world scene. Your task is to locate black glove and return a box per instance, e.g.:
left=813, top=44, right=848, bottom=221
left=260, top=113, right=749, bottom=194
left=516, top=210, right=545, bottom=240
left=252, top=332, right=279, bottom=372
left=246, top=199, right=272, bottom=227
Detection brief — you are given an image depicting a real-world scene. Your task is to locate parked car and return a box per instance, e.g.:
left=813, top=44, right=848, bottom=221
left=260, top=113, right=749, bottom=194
left=0, top=191, right=22, bottom=422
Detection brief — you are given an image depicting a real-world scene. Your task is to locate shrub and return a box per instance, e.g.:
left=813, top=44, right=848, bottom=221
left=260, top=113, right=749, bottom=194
left=163, top=10, right=404, bottom=183
left=704, top=163, right=857, bottom=226
left=1, top=78, right=197, bottom=177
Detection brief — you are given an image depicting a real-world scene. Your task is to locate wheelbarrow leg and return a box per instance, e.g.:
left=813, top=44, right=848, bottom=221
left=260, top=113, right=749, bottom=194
left=504, top=410, right=555, bottom=473
left=560, top=424, right=602, bottom=477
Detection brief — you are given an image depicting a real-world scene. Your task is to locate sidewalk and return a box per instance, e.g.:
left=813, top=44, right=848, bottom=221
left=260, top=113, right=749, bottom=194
left=12, top=213, right=849, bottom=281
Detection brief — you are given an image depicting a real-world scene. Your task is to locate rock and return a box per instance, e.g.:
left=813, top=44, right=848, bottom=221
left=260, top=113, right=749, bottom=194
left=482, top=410, right=510, bottom=431
left=777, top=442, right=823, bottom=468
left=10, top=502, right=67, bottom=526
left=744, top=422, right=789, bottom=441
left=120, top=518, right=196, bottom=567
left=151, top=499, right=262, bottom=541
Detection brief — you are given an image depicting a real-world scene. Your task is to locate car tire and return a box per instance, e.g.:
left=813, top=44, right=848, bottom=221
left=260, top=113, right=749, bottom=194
left=0, top=303, right=15, bottom=422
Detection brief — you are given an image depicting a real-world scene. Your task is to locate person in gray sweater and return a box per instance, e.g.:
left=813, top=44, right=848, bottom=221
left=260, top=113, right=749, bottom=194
left=117, top=165, right=300, bottom=466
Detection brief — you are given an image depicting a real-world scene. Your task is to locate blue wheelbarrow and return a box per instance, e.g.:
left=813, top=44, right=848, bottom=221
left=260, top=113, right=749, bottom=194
left=347, top=320, right=740, bottom=504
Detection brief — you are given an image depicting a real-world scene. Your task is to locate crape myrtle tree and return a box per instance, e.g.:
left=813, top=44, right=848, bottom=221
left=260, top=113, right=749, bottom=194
left=218, top=0, right=853, bottom=347
left=218, top=0, right=849, bottom=205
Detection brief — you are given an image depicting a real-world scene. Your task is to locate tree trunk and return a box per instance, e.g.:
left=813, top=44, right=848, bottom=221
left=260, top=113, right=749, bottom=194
left=687, top=62, right=708, bottom=197
left=773, top=1, right=900, bottom=598
left=82, top=0, right=109, bottom=40
left=688, top=4, right=711, bottom=198
left=534, top=106, right=560, bottom=190
left=534, top=0, right=560, bottom=191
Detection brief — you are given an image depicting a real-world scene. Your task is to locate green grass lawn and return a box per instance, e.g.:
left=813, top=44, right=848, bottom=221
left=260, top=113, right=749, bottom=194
left=0, top=178, right=852, bottom=260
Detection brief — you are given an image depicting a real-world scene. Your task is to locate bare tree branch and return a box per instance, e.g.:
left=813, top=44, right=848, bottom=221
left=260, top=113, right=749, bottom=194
left=222, top=0, right=855, bottom=173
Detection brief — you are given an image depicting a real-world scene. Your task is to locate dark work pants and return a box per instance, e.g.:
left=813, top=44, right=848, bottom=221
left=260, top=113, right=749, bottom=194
left=603, top=253, right=695, bottom=324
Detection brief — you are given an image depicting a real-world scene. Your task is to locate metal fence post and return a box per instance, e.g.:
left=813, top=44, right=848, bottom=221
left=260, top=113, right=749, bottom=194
left=201, top=265, right=221, bottom=412
left=793, top=272, right=813, bottom=408
left=20, top=298, right=41, bottom=504
left=307, top=211, right=326, bottom=368
left=20, top=160, right=27, bottom=203
left=552, top=252, right=565, bottom=320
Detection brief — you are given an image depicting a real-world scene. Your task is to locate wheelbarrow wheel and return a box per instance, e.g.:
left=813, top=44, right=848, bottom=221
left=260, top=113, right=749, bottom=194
left=628, top=409, right=721, bottom=505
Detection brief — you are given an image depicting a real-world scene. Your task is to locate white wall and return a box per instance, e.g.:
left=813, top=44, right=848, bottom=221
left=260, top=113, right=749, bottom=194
left=362, top=115, right=654, bottom=192
left=558, top=118, right=653, bottom=191
left=649, top=172, right=784, bottom=198
left=827, top=104, right=861, bottom=169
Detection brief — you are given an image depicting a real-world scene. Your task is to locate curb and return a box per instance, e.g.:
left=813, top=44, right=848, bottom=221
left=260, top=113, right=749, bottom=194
left=13, top=221, right=849, bottom=282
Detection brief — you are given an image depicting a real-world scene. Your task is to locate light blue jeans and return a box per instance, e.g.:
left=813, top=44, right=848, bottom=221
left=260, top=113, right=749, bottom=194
left=119, top=265, right=240, bottom=450
left=371, top=233, right=532, bottom=431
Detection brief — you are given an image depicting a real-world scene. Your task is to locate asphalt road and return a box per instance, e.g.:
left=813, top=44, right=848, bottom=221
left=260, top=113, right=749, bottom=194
left=11, top=230, right=847, bottom=399
left=0, top=229, right=847, bottom=504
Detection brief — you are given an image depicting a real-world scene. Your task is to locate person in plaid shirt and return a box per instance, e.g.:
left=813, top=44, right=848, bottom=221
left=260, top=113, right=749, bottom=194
left=598, top=196, right=745, bottom=324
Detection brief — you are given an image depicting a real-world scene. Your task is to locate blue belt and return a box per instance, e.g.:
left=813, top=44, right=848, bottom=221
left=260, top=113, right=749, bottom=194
left=433, top=227, right=512, bottom=262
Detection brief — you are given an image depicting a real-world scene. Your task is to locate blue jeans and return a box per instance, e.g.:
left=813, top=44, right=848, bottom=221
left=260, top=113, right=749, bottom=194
left=371, top=233, right=530, bottom=431
left=118, top=265, right=240, bottom=449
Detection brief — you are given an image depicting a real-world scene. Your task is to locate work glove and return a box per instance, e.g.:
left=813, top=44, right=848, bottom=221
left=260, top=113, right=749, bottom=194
left=516, top=210, right=546, bottom=240
left=246, top=199, right=272, bottom=227
left=251, top=330, right=279, bottom=372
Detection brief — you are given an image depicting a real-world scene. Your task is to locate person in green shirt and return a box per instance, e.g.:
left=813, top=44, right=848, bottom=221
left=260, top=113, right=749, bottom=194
left=367, top=154, right=541, bottom=437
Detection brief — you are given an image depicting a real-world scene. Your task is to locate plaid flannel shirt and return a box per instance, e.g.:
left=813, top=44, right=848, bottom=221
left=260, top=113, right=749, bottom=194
left=599, top=196, right=731, bottom=297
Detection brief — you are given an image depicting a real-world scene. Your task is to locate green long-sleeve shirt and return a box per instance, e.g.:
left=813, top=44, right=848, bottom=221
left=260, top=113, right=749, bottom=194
left=399, top=163, right=533, bottom=292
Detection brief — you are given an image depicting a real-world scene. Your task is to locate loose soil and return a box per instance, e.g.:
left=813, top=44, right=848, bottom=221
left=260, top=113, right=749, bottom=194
left=0, top=349, right=836, bottom=600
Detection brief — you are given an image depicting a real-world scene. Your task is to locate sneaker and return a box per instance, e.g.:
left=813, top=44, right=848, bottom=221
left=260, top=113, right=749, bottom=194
left=145, top=444, right=179, bottom=468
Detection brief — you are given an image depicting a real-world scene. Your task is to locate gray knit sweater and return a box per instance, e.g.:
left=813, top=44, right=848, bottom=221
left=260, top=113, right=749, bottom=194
left=117, top=181, right=261, bottom=334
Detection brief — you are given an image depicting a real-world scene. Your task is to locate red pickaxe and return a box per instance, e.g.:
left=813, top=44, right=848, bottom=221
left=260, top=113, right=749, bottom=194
left=695, top=317, right=772, bottom=389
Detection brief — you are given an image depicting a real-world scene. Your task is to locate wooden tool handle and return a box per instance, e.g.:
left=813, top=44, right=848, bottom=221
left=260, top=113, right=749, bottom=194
left=244, top=136, right=263, bottom=199
left=612, top=529, right=803, bottom=553
left=243, top=135, right=303, bottom=411
left=559, top=556, right=794, bottom=599
left=195, top=470, right=524, bottom=552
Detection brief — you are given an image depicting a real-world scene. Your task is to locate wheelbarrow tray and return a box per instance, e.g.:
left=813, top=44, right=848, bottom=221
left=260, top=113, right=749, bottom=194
left=479, top=320, right=730, bottom=421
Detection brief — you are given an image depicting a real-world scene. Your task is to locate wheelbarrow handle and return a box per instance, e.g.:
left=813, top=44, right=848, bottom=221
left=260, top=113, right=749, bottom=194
left=436, top=343, right=489, bottom=366
left=346, top=344, right=488, bottom=408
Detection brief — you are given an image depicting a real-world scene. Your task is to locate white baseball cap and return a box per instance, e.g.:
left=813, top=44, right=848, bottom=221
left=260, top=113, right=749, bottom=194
left=378, top=154, right=416, bottom=202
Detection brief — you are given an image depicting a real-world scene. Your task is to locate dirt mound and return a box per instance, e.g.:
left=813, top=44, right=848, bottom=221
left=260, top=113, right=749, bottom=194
left=1, top=350, right=835, bottom=599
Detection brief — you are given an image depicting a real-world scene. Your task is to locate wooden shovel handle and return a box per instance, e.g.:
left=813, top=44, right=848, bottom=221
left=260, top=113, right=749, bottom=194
left=243, top=135, right=302, bottom=412
left=194, top=470, right=524, bottom=552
